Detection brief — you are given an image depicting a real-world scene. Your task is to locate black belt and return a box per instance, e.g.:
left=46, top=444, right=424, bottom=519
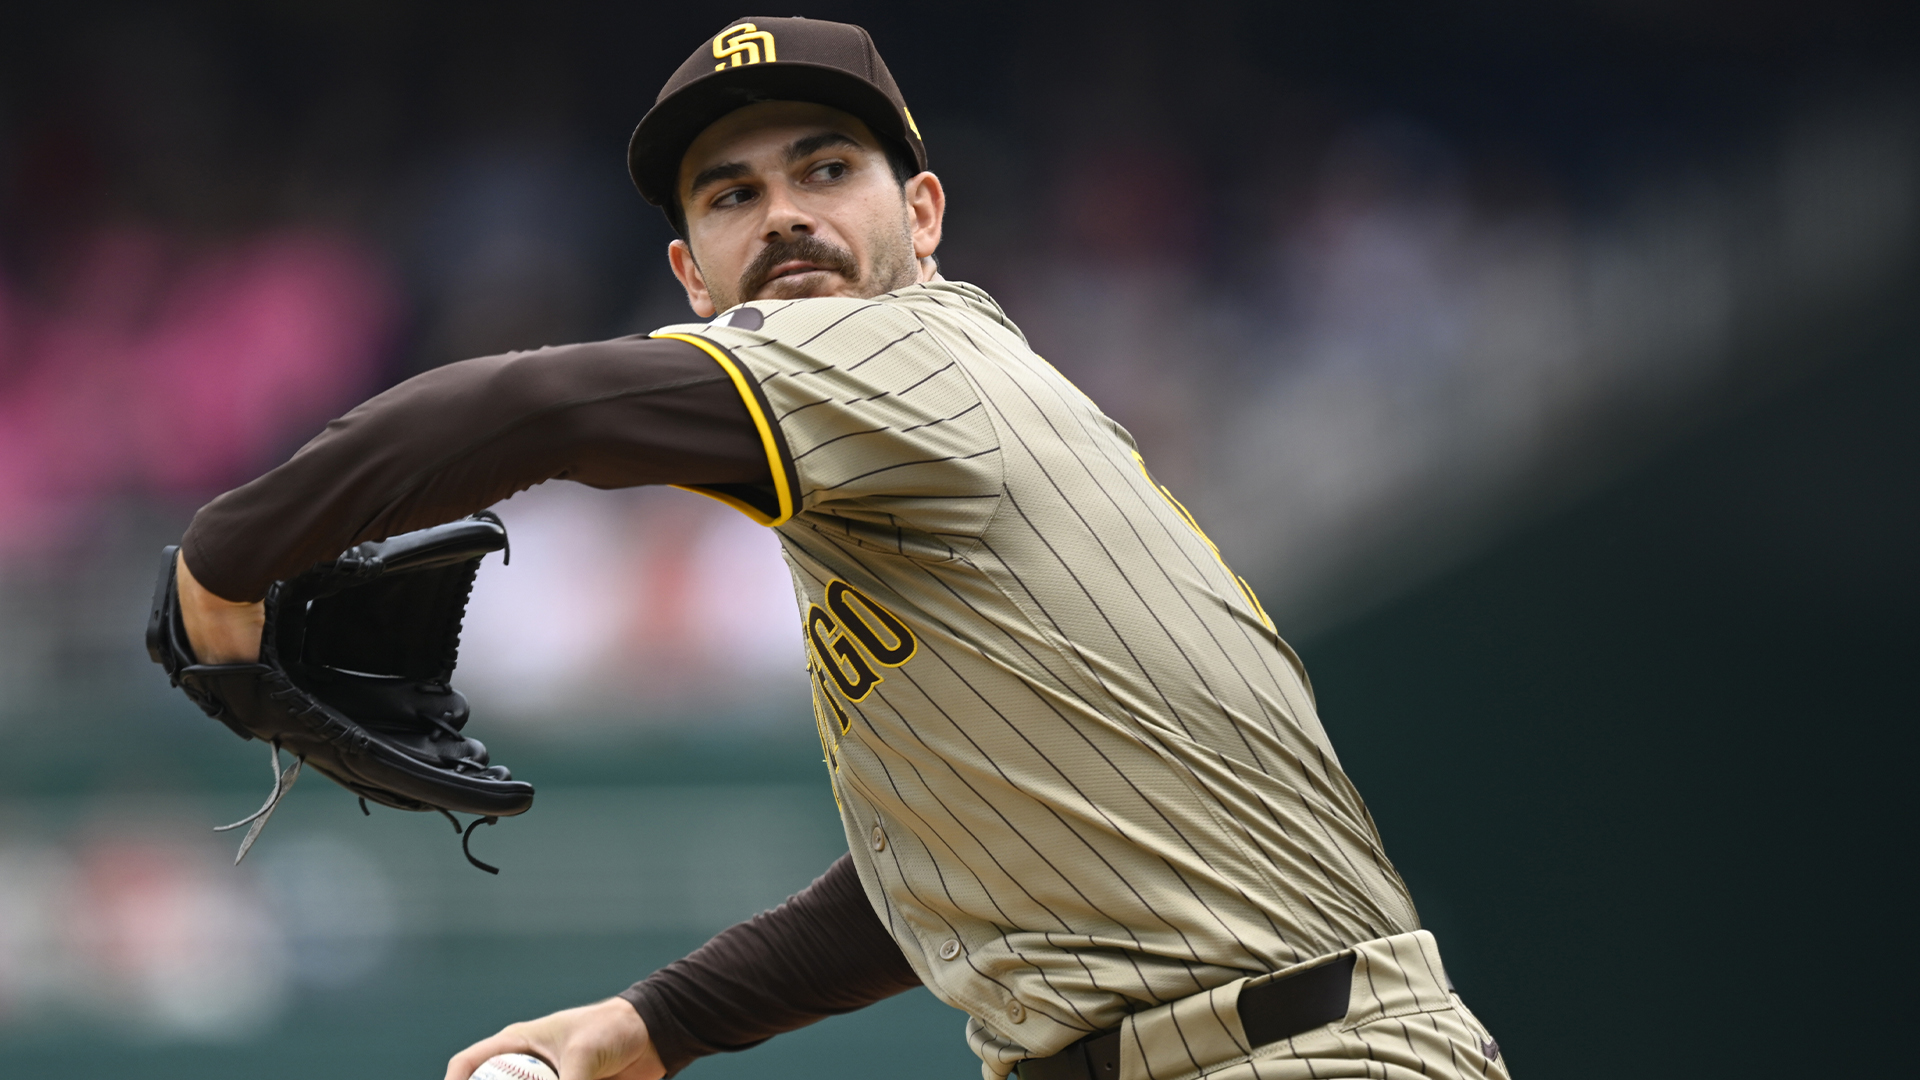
left=1017, top=955, right=1356, bottom=1080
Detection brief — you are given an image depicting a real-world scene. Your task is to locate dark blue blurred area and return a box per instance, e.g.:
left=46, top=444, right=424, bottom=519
left=0, top=2, right=1915, bottom=1077
left=1312, top=310, right=1918, bottom=1075
left=5, top=0, right=1909, bottom=366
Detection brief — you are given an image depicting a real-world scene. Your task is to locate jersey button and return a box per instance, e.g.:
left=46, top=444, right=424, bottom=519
left=938, top=938, right=961, bottom=961
left=871, top=825, right=886, bottom=852
left=1006, top=1000, right=1026, bottom=1024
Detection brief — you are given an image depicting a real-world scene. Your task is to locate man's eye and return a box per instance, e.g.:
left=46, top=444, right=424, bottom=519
left=808, top=161, right=848, bottom=182
left=713, top=188, right=755, bottom=208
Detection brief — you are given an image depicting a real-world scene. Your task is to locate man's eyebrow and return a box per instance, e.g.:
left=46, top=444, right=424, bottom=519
left=786, top=131, right=863, bottom=164
left=688, top=160, right=751, bottom=200
left=686, top=132, right=864, bottom=201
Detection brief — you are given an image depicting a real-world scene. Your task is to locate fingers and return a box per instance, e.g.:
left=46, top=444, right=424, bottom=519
left=444, top=1000, right=659, bottom=1080
left=443, top=1024, right=550, bottom=1080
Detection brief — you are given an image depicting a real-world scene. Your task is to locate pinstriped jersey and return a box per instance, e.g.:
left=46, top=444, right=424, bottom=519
left=650, top=281, right=1419, bottom=1070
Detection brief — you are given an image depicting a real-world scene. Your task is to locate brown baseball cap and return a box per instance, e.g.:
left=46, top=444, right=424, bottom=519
left=627, top=16, right=928, bottom=209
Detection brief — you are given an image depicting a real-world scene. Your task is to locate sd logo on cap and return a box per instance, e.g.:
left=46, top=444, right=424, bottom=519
left=627, top=16, right=928, bottom=217
left=713, top=22, right=777, bottom=69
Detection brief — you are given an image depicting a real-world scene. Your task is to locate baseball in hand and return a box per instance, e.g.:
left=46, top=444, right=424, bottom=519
left=471, top=1053, right=559, bottom=1080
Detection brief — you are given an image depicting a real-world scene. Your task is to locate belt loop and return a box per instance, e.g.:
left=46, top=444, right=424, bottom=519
left=1020, top=950, right=1359, bottom=1080
left=1239, top=953, right=1355, bottom=1048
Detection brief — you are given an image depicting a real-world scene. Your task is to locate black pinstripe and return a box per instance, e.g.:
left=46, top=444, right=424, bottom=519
left=657, top=284, right=1444, bottom=1075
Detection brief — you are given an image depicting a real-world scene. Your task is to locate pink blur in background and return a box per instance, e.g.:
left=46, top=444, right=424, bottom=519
left=0, top=228, right=394, bottom=558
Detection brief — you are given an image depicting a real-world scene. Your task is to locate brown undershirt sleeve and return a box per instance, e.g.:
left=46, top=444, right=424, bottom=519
left=620, top=854, right=922, bottom=1076
left=182, top=338, right=914, bottom=1063
left=180, top=335, right=773, bottom=601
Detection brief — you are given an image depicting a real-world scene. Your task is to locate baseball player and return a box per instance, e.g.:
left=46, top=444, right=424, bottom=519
left=172, top=16, right=1510, bottom=1080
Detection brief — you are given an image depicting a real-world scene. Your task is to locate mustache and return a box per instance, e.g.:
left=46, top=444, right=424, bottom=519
left=739, top=235, right=860, bottom=297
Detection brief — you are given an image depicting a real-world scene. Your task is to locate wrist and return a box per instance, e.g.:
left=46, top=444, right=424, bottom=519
left=605, top=994, right=668, bottom=1080
left=175, top=549, right=265, bottom=664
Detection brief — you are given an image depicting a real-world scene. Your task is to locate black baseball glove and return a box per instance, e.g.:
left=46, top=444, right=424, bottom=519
left=147, top=514, right=534, bottom=872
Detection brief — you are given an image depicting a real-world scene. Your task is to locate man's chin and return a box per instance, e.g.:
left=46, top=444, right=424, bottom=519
left=752, top=270, right=857, bottom=302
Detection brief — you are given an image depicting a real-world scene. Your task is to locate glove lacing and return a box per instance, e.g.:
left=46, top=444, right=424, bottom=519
left=215, top=736, right=502, bottom=873
left=214, top=738, right=302, bottom=865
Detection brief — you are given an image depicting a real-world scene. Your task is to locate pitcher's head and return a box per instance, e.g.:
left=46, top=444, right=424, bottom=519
left=627, top=17, right=942, bottom=316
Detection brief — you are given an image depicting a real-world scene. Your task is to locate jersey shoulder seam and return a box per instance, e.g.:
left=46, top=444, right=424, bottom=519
left=890, top=303, right=1009, bottom=559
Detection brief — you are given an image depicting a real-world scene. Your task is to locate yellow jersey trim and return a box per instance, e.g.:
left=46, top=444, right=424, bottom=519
left=1131, top=451, right=1276, bottom=633
left=670, top=483, right=780, bottom=526
left=651, top=331, right=796, bottom=527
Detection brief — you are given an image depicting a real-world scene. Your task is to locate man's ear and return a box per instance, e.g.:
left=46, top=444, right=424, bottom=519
left=905, top=172, right=945, bottom=264
left=668, top=239, right=717, bottom=318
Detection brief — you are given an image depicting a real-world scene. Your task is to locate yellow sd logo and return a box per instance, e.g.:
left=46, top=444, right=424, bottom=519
left=713, top=23, right=777, bottom=69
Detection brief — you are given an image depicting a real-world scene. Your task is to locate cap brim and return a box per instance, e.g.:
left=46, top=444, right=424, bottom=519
left=628, top=63, right=921, bottom=207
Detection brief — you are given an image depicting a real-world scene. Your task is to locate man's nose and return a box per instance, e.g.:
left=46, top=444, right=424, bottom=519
left=761, top=182, right=813, bottom=239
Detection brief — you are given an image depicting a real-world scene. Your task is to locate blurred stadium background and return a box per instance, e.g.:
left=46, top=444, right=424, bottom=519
left=1, top=2, right=1914, bottom=1077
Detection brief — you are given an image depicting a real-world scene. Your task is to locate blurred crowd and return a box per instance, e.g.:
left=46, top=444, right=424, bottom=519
left=2, top=3, right=1914, bottom=715
left=0, top=810, right=385, bottom=1036
left=0, top=229, right=391, bottom=559
left=0, top=781, right=845, bottom=1038
left=0, top=0, right=1915, bottom=1041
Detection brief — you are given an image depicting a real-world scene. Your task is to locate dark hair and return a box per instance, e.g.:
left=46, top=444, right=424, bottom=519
left=664, top=140, right=920, bottom=239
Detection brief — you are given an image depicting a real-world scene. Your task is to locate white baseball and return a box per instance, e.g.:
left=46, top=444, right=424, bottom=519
left=471, top=1053, right=559, bottom=1080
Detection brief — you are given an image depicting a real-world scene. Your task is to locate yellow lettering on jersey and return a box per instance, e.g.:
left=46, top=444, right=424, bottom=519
left=814, top=664, right=854, bottom=734
left=826, top=580, right=918, bottom=667
left=713, top=23, right=777, bottom=69
left=1131, top=451, right=1276, bottom=632
left=806, top=656, right=845, bottom=810
left=809, top=605, right=882, bottom=702
left=805, top=581, right=919, bottom=742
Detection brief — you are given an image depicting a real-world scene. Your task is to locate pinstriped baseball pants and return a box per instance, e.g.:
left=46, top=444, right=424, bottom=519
left=1116, top=931, right=1511, bottom=1080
